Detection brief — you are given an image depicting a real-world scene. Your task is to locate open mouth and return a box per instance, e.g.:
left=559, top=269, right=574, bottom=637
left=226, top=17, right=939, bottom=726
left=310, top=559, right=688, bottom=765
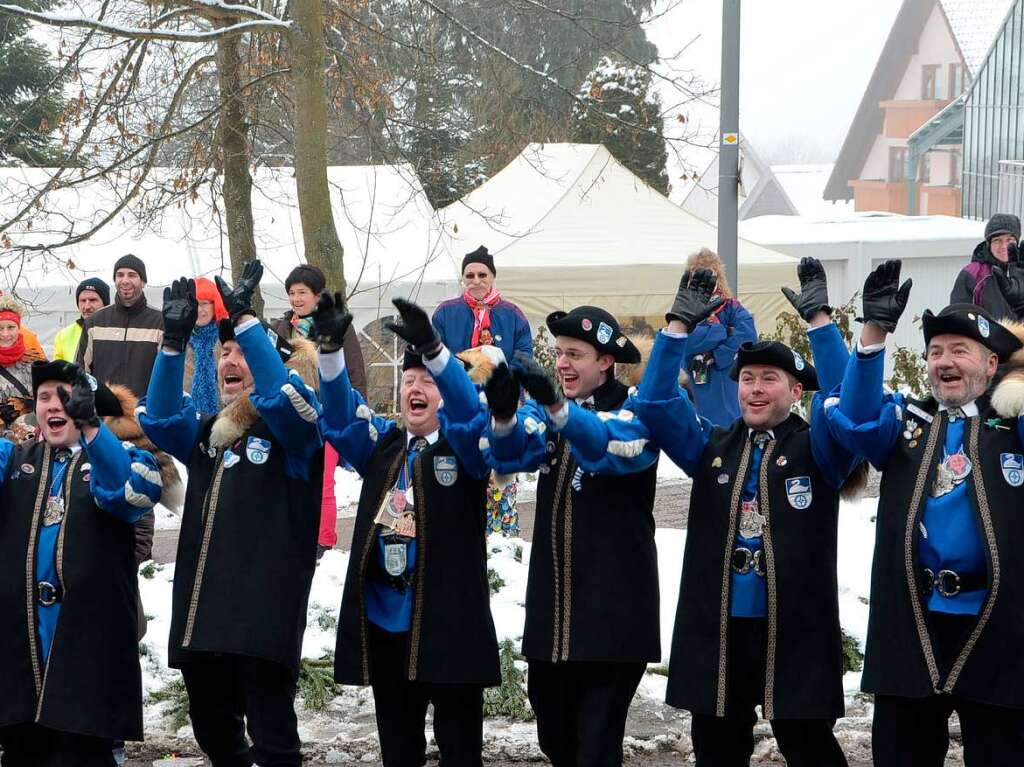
left=560, top=372, right=579, bottom=387
left=408, top=397, right=428, bottom=414
left=46, top=416, right=68, bottom=430
left=938, top=372, right=963, bottom=385
left=747, top=399, right=769, bottom=410
left=223, top=374, right=243, bottom=387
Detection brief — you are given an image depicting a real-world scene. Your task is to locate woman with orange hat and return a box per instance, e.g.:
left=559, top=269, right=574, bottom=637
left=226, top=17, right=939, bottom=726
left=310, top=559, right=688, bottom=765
left=183, top=277, right=229, bottom=416
left=0, top=296, right=45, bottom=431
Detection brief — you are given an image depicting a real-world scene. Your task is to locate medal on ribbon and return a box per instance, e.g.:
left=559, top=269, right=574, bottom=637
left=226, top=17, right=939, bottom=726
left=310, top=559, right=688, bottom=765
left=932, top=447, right=972, bottom=498
left=738, top=498, right=766, bottom=538
left=43, top=494, right=65, bottom=527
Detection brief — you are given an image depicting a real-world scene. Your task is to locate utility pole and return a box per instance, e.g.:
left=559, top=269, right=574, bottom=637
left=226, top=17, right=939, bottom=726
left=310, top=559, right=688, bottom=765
left=717, top=0, right=741, bottom=291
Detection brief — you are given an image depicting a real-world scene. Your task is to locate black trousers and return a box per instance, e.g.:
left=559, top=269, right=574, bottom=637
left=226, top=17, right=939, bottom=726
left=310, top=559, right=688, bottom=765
left=526, top=658, right=646, bottom=767
left=180, top=654, right=301, bottom=767
left=872, top=612, right=1024, bottom=767
left=690, top=617, right=847, bottom=767
left=0, top=724, right=115, bottom=767
left=368, top=624, right=484, bottom=767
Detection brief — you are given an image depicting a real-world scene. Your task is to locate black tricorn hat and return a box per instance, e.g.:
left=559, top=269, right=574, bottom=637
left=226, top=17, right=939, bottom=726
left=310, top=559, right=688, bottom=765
left=729, top=340, right=819, bottom=391
left=922, top=303, right=1022, bottom=362
left=31, top=360, right=123, bottom=417
left=545, top=306, right=640, bottom=363
left=219, top=318, right=295, bottom=364
left=402, top=346, right=425, bottom=371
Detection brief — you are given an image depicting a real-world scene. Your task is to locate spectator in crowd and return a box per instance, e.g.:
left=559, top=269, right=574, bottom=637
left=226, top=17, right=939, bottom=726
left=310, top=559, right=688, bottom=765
left=0, top=289, right=46, bottom=359
left=182, top=277, right=229, bottom=416
left=54, top=277, right=110, bottom=362
left=76, top=254, right=164, bottom=398
left=0, top=295, right=46, bottom=415
left=950, top=212, right=1021, bottom=317
left=272, top=263, right=367, bottom=558
left=680, top=248, right=757, bottom=426
left=432, top=245, right=533, bottom=535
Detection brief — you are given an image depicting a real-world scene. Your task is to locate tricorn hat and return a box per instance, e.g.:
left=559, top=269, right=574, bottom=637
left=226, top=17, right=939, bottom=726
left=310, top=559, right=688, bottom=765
left=921, top=303, right=1022, bottom=362
left=545, top=306, right=640, bottom=363
left=729, top=340, right=819, bottom=391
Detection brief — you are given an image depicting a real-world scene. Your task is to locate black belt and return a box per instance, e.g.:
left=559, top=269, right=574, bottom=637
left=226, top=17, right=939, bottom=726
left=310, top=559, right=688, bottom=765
left=920, top=568, right=987, bottom=598
left=731, top=547, right=765, bottom=577
left=37, top=581, right=63, bottom=607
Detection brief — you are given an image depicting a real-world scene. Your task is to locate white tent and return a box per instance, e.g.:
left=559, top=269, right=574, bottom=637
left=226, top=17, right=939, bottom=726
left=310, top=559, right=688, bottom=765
left=438, top=143, right=798, bottom=330
left=0, top=165, right=458, bottom=345
left=740, top=212, right=985, bottom=356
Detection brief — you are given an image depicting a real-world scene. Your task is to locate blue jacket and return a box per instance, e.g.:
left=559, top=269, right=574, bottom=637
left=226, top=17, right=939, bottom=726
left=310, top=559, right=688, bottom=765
left=682, top=298, right=757, bottom=426
left=432, top=296, right=533, bottom=360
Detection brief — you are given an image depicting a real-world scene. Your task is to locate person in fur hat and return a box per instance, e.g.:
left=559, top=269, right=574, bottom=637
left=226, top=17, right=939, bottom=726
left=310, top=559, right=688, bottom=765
left=0, top=361, right=163, bottom=766
left=477, top=304, right=661, bottom=767
left=628, top=259, right=862, bottom=766
left=314, top=292, right=500, bottom=767
left=139, top=262, right=323, bottom=767
left=826, top=260, right=1024, bottom=765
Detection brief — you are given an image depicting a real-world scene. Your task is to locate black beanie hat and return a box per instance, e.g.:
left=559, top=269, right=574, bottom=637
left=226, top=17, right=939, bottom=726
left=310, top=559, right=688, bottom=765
left=113, top=254, right=147, bottom=283
left=75, top=277, right=110, bottom=307
left=985, top=213, right=1021, bottom=243
left=461, top=246, right=496, bottom=277
left=285, top=264, right=327, bottom=295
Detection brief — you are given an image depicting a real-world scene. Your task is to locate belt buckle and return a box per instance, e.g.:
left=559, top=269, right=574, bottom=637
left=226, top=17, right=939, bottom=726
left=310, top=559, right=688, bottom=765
left=731, top=547, right=754, bottom=575
left=937, top=569, right=961, bottom=598
left=752, top=549, right=766, bottom=578
left=922, top=568, right=935, bottom=595
left=38, top=581, right=59, bottom=607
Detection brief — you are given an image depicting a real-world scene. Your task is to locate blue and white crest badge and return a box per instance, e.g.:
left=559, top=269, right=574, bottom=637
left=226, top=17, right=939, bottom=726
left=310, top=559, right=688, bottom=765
left=246, top=436, right=272, bottom=465
left=785, top=476, right=812, bottom=509
left=978, top=315, right=991, bottom=338
left=223, top=450, right=241, bottom=469
left=596, top=322, right=613, bottom=345
left=1001, top=453, right=1023, bottom=487
left=792, top=351, right=805, bottom=371
left=434, top=455, right=458, bottom=487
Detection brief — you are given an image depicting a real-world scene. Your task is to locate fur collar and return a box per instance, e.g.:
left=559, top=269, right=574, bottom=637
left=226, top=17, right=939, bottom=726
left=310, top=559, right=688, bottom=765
left=991, top=319, right=1024, bottom=418
left=209, top=394, right=260, bottom=448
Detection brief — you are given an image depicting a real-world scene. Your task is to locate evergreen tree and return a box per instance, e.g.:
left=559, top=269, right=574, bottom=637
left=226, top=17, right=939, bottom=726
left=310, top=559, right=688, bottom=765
left=572, top=56, right=669, bottom=195
left=0, top=1, right=67, bottom=165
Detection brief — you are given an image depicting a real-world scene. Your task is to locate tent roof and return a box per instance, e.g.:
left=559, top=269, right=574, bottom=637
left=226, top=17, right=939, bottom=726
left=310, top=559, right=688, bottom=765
left=0, top=165, right=455, bottom=295
left=439, top=142, right=795, bottom=269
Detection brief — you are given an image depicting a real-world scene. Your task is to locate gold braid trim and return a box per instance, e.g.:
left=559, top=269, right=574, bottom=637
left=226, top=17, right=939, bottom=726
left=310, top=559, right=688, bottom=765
left=759, top=441, right=779, bottom=720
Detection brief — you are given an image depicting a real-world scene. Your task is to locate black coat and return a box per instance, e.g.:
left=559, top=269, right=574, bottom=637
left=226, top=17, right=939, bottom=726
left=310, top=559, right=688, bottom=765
left=863, top=395, right=1024, bottom=709
left=949, top=242, right=1015, bottom=319
left=168, top=411, right=323, bottom=672
left=524, top=377, right=660, bottom=664
left=334, top=428, right=500, bottom=686
left=665, top=414, right=845, bottom=720
left=0, top=443, right=143, bottom=740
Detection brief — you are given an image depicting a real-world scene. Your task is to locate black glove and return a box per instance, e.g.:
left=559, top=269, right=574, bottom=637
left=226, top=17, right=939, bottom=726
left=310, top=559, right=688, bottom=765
left=215, top=259, right=263, bottom=322
left=310, top=291, right=353, bottom=353
left=781, top=256, right=831, bottom=321
left=993, top=261, right=1024, bottom=317
left=58, top=371, right=100, bottom=429
left=666, top=268, right=725, bottom=328
left=856, top=259, right=912, bottom=333
left=161, top=277, right=198, bottom=352
left=484, top=362, right=520, bottom=421
left=513, top=352, right=563, bottom=408
left=1009, top=242, right=1021, bottom=264
left=385, top=297, right=441, bottom=357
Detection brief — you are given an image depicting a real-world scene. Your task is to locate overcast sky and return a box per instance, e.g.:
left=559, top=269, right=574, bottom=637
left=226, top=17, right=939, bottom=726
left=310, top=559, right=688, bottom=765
left=646, top=0, right=902, bottom=178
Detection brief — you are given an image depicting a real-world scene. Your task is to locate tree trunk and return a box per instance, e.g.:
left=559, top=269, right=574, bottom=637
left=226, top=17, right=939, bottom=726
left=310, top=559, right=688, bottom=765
left=289, top=0, right=346, bottom=296
left=215, top=32, right=263, bottom=315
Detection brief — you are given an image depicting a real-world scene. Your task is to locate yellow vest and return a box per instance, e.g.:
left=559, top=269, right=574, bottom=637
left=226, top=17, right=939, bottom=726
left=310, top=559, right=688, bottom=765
left=53, top=321, right=82, bottom=362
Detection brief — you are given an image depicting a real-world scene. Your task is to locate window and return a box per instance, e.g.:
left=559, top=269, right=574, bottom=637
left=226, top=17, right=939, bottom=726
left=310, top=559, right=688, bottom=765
left=919, top=152, right=932, bottom=184
left=889, top=147, right=908, bottom=182
left=948, top=63, right=965, bottom=98
left=950, top=150, right=961, bottom=185
left=922, top=65, right=940, bottom=99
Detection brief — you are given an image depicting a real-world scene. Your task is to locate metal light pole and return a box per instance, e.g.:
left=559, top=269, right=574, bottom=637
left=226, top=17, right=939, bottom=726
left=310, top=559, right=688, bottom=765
left=717, top=0, right=741, bottom=291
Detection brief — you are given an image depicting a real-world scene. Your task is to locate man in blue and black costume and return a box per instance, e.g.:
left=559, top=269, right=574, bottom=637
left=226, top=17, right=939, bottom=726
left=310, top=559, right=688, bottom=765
left=0, top=361, right=162, bottom=765
left=825, top=259, right=1024, bottom=765
left=140, top=262, right=323, bottom=767
left=629, top=260, right=861, bottom=767
left=478, top=305, right=660, bottom=767
left=316, top=293, right=499, bottom=767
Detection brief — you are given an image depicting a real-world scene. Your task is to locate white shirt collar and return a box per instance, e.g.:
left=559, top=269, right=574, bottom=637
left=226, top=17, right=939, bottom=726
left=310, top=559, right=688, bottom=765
left=938, top=400, right=979, bottom=417
left=746, top=427, right=775, bottom=439
left=407, top=430, right=439, bottom=446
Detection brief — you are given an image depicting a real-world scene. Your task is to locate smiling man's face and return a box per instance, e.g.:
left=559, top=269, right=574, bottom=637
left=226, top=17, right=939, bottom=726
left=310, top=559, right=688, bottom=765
left=218, top=340, right=255, bottom=406
left=926, top=334, right=997, bottom=408
left=36, top=381, right=82, bottom=448
left=400, top=367, right=441, bottom=436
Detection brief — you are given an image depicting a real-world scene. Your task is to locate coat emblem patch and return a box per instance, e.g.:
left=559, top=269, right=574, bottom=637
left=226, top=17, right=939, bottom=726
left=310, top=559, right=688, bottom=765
left=785, top=476, right=812, bottom=509
left=1001, top=453, right=1024, bottom=487
left=246, top=437, right=272, bottom=465
left=434, top=455, right=458, bottom=486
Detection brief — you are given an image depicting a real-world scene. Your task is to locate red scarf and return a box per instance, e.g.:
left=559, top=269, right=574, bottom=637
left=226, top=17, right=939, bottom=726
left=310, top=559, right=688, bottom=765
left=0, top=333, right=26, bottom=367
left=463, top=288, right=502, bottom=347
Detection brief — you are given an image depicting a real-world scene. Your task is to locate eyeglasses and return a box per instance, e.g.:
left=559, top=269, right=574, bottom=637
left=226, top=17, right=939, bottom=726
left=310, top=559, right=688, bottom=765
left=463, top=272, right=491, bottom=281
left=553, top=348, right=595, bottom=362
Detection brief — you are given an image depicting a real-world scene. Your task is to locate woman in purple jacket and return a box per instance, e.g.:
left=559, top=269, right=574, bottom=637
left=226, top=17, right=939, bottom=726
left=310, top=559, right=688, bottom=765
left=682, top=248, right=758, bottom=426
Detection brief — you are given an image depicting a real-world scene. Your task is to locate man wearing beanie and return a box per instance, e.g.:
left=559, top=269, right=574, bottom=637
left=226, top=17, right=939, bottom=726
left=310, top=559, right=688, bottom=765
left=74, top=254, right=164, bottom=399
left=950, top=212, right=1021, bottom=317
left=53, top=277, right=110, bottom=362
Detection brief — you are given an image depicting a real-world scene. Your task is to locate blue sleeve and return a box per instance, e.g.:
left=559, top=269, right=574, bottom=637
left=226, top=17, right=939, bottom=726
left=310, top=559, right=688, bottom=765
left=431, top=306, right=450, bottom=348
left=139, top=351, right=202, bottom=465
left=632, top=393, right=713, bottom=476
left=828, top=346, right=900, bottom=467
left=839, top=346, right=886, bottom=425
left=237, top=321, right=323, bottom=478
left=638, top=331, right=689, bottom=402
left=715, top=303, right=757, bottom=369
left=809, top=393, right=860, bottom=490
left=82, top=424, right=162, bottom=523
left=514, top=309, right=533, bottom=358
left=807, top=322, right=850, bottom=394
left=557, top=399, right=659, bottom=474
left=480, top=400, right=549, bottom=474
left=1018, top=417, right=1024, bottom=445
left=0, top=439, right=13, bottom=490
left=684, top=319, right=727, bottom=356
left=319, top=365, right=396, bottom=477
left=432, top=351, right=489, bottom=480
